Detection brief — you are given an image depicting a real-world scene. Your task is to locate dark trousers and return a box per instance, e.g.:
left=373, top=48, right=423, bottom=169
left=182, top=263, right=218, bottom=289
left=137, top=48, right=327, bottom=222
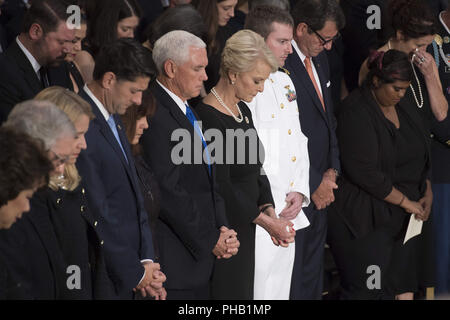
left=166, top=285, right=210, bottom=300
left=290, top=207, right=327, bottom=300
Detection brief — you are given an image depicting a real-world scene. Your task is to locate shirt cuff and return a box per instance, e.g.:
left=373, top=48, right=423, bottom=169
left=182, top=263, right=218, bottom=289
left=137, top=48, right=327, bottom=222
left=138, top=259, right=154, bottom=285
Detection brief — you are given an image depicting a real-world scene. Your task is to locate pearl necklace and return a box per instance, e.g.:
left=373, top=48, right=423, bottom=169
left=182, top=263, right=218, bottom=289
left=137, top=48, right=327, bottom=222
left=211, top=87, right=243, bottom=123
left=389, top=39, right=424, bottom=108
left=410, top=62, right=424, bottom=109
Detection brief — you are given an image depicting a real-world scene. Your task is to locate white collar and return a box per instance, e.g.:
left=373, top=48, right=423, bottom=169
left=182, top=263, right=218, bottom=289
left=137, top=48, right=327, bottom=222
left=16, top=36, right=41, bottom=74
left=291, top=39, right=309, bottom=66
left=156, top=79, right=188, bottom=115
left=83, top=84, right=111, bottom=121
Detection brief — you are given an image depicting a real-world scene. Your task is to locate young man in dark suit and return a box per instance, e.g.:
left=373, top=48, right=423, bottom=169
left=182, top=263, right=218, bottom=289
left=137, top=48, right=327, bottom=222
left=76, top=38, right=166, bottom=300
left=0, top=0, right=75, bottom=124
left=284, top=0, right=344, bottom=300
left=140, top=30, right=239, bottom=300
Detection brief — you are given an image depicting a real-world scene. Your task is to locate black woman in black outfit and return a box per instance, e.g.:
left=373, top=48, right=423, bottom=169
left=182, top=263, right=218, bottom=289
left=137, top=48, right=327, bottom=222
left=328, top=50, right=432, bottom=300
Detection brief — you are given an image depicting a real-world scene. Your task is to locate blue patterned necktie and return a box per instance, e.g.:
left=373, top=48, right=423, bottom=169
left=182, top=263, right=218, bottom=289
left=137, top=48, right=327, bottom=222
left=107, top=115, right=128, bottom=164
left=185, top=104, right=211, bottom=175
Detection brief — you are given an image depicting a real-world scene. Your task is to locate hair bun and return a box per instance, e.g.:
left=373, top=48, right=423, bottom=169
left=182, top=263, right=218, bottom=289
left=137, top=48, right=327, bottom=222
left=368, top=50, right=385, bottom=71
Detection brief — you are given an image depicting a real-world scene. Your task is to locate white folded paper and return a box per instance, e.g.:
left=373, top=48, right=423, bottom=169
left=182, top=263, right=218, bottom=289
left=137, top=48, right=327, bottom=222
left=403, top=215, right=423, bottom=244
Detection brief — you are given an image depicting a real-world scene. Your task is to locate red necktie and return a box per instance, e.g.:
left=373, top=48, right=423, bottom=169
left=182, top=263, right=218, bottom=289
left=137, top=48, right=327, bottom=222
left=304, top=57, right=325, bottom=111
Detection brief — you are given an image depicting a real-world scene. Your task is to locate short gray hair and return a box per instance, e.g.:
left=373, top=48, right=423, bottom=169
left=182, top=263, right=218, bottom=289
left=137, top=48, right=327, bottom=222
left=152, top=30, right=206, bottom=75
left=4, top=100, right=76, bottom=150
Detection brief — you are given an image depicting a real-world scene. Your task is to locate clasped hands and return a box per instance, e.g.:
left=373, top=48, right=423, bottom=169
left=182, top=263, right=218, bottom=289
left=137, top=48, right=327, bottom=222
left=264, top=205, right=296, bottom=248
left=401, top=192, right=433, bottom=222
left=311, top=169, right=338, bottom=210
left=213, top=226, right=240, bottom=259
left=134, top=261, right=167, bottom=300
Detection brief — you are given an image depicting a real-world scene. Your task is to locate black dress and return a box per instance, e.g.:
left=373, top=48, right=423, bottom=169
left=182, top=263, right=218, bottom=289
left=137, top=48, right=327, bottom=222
left=42, top=185, right=116, bottom=299
left=195, top=101, right=274, bottom=300
left=134, top=154, right=161, bottom=260
left=327, top=87, right=431, bottom=299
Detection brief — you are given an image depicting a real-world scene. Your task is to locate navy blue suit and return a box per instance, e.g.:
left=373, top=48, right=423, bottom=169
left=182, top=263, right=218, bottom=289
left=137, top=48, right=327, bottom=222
left=139, top=81, right=228, bottom=299
left=285, top=48, right=340, bottom=299
left=76, top=88, right=155, bottom=299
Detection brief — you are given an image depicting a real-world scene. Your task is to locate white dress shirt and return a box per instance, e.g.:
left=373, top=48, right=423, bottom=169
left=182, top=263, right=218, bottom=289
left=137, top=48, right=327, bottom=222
left=16, top=36, right=41, bottom=80
left=291, top=39, right=323, bottom=97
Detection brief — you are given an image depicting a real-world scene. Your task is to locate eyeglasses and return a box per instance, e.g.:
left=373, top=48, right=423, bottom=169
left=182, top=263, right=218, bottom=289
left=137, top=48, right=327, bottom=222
left=309, top=26, right=341, bottom=46
left=49, top=149, right=71, bottom=167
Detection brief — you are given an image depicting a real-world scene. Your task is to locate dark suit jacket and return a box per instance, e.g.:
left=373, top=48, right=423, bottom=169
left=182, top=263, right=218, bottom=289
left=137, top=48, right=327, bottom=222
left=0, top=188, right=67, bottom=299
left=139, top=81, right=228, bottom=291
left=285, top=49, right=341, bottom=215
left=76, top=88, right=155, bottom=299
left=0, top=41, right=71, bottom=123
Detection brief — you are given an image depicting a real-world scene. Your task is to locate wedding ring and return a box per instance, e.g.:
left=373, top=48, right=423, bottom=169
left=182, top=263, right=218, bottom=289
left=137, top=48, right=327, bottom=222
left=419, top=56, right=425, bottom=62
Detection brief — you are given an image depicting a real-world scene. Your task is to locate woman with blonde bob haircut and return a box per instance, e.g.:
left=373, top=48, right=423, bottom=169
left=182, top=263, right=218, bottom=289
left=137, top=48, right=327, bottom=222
left=32, top=87, right=115, bottom=299
left=196, top=29, right=296, bottom=299
left=35, top=87, right=94, bottom=191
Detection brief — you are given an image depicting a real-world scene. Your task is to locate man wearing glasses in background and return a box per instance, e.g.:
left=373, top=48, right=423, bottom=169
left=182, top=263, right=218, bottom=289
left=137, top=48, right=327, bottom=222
left=284, top=0, right=345, bottom=300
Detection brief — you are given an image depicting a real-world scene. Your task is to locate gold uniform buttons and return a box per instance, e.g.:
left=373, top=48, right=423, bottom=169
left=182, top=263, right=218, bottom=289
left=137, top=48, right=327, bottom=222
left=446, top=140, right=450, bottom=146
left=292, top=156, right=297, bottom=162
left=290, top=182, right=294, bottom=187
left=100, top=240, right=104, bottom=246
left=94, top=221, right=98, bottom=227
left=81, top=188, right=85, bottom=195
left=80, top=205, right=85, bottom=213
left=271, top=114, right=275, bottom=118
left=270, top=78, right=274, bottom=83
left=288, top=129, right=292, bottom=135
left=280, top=103, right=285, bottom=109
left=56, top=198, right=61, bottom=204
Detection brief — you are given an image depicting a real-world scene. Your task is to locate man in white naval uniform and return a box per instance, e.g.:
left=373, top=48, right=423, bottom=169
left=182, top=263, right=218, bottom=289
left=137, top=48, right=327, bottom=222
left=246, top=5, right=310, bottom=300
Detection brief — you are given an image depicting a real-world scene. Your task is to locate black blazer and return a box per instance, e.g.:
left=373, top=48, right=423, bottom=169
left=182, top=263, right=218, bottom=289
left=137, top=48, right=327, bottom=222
left=43, top=185, right=116, bottom=300
left=0, top=41, right=72, bottom=123
left=332, top=86, right=431, bottom=238
left=285, top=49, right=341, bottom=213
left=139, top=81, right=228, bottom=291
left=0, top=187, right=66, bottom=299
left=76, top=88, right=155, bottom=299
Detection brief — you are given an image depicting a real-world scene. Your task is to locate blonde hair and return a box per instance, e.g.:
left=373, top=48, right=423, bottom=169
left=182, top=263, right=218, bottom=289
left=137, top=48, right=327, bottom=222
left=220, top=29, right=278, bottom=78
left=34, top=86, right=95, bottom=191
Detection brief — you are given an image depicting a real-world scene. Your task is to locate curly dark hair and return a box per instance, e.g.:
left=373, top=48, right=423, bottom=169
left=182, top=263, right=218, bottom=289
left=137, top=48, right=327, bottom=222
left=388, top=0, right=438, bottom=40
left=0, top=127, right=52, bottom=207
left=365, top=49, right=413, bottom=87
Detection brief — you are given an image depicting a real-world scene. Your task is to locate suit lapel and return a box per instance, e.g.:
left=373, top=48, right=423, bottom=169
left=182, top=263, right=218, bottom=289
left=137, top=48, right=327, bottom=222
left=114, top=114, right=144, bottom=194
left=152, top=82, right=195, bottom=131
left=80, top=89, right=134, bottom=176
left=287, top=51, right=328, bottom=123
left=5, top=42, right=43, bottom=93
left=151, top=81, right=212, bottom=179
